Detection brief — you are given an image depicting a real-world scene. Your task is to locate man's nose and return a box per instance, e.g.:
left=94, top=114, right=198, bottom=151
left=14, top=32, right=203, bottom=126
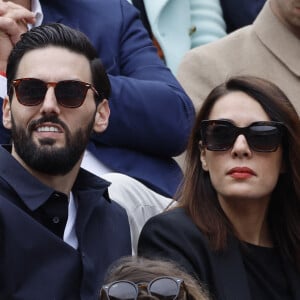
left=39, top=87, right=61, bottom=115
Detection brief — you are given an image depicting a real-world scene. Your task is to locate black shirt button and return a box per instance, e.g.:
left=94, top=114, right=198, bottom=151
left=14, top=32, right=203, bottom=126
left=52, top=216, right=60, bottom=224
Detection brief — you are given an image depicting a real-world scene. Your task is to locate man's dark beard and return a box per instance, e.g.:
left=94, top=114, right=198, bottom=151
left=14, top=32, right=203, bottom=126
left=11, top=115, right=94, bottom=175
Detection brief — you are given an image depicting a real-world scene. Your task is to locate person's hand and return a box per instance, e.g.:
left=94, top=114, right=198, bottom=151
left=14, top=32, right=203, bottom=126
left=0, top=1, right=35, bottom=71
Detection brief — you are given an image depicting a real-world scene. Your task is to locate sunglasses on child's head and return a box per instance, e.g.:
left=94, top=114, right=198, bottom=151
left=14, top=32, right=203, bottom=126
left=100, top=276, right=187, bottom=300
left=200, top=120, right=285, bottom=152
left=12, top=78, right=101, bottom=108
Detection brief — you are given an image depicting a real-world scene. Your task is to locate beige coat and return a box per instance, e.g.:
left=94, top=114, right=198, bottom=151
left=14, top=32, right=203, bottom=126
left=177, top=1, right=300, bottom=114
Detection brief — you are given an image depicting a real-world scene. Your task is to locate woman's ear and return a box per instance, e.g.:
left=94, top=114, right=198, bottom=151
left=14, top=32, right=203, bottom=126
left=93, top=99, right=110, bottom=133
left=2, top=96, right=12, bottom=129
left=199, top=142, right=209, bottom=171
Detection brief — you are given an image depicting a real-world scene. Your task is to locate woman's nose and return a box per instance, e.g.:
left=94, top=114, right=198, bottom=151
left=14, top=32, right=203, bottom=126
left=231, top=134, right=252, bottom=158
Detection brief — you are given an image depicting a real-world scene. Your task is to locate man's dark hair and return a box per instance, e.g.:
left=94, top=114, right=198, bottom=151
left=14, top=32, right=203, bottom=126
left=7, top=23, right=111, bottom=103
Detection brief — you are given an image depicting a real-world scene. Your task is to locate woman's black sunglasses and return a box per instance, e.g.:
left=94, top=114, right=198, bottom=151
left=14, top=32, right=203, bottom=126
left=100, top=276, right=186, bottom=300
left=200, top=120, right=285, bottom=152
left=12, top=77, right=101, bottom=108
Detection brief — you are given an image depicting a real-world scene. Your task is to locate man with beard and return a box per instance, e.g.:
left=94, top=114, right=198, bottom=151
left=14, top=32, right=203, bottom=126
left=0, top=0, right=185, bottom=255
left=0, top=23, right=131, bottom=299
left=0, top=0, right=195, bottom=200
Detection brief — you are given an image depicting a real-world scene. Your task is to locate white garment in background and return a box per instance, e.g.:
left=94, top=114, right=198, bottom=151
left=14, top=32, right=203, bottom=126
left=101, top=173, right=172, bottom=255
left=81, top=152, right=171, bottom=254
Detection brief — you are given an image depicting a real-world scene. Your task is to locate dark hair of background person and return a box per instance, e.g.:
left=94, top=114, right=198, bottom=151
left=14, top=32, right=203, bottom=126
left=102, top=256, right=209, bottom=300
left=176, top=75, right=300, bottom=269
left=6, top=23, right=111, bottom=103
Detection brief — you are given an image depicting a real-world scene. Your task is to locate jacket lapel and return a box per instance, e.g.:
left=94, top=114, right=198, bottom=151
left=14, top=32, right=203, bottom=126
left=143, top=0, right=169, bottom=24
left=254, top=2, right=300, bottom=77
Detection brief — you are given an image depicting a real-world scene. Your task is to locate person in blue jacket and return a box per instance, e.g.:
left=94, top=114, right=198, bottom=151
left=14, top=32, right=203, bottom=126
left=0, top=0, right=195, bottom=200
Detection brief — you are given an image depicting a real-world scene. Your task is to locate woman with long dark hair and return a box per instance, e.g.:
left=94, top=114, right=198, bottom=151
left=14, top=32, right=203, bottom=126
left=138, top=76, right=300, bottom=299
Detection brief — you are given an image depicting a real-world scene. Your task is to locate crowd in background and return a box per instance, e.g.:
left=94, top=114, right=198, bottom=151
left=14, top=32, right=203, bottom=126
left=0, top=0, right=299, bottom=299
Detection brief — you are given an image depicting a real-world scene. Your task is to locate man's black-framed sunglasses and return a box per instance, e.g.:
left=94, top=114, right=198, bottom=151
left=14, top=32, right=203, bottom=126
left=12, top=78, right=101, bottom=108
left=200, top=120, right=285, bottom=152
left=100, top=276, right=186, bottom=300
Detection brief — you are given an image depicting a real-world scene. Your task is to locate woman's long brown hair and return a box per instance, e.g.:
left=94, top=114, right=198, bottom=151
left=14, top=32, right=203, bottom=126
left=176, top=76, right=300, bottom=269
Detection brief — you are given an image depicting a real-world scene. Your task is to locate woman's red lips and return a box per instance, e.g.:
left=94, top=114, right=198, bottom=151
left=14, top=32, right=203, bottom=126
left=227, top=167, right=256, bottom=179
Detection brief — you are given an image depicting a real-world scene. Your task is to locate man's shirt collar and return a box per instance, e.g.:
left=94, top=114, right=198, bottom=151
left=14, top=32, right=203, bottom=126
left=0, top=145, right=111, bottom=212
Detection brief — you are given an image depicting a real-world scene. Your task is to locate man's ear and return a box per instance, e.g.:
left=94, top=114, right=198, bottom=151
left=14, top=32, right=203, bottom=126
left=2, top=96, right=12, bottom=129
left=93, top=99, right=110, bottom=133
left=199, top=143, right=209, bottom=171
